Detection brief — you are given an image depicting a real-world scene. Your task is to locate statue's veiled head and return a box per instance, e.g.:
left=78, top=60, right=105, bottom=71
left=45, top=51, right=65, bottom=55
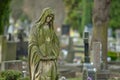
left=37, top=8, right=54, bottom=25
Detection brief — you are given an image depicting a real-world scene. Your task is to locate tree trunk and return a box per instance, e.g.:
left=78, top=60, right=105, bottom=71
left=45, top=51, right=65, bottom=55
left=91, top=0, right=110, bottom=69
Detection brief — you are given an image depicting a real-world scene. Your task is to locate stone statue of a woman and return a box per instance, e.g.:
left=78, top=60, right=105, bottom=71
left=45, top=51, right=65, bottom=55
left=28, top=8, right=60, bottom=80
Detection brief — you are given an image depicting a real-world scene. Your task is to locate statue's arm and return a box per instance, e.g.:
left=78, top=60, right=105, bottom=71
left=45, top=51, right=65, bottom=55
left=29, top=26, right=45, bottom=58
left=52, top=34, right=60, bottom=58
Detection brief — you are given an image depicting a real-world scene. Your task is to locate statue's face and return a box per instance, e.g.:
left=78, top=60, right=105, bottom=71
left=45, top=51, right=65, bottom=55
left=46, top=14, right=53, bottom=23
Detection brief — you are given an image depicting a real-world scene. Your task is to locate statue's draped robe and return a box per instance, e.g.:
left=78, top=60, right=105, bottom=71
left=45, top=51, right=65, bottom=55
left=28, top=23, right=59, bottom=80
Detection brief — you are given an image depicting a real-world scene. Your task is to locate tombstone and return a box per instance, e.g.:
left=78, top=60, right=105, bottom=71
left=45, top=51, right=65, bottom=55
left=83, top=32, right=90, bottom=63
left=91, top=42, right=110, bottom=80
left=116, top=30, right=120, bottom=52
left=83, top=32, right=96, bottom=80
left=61, top=24, right=70, bottom=36
left=6, top=41, right=16, bottom=61
left=0, top=36, right=3, bottom=63
left=0, top=36, right=7, bottom=62
left=66, top=37, right=74, bottom=62
left=0, top=35, right=17, bottom=63
left=91, top=42, right=102, bottom=70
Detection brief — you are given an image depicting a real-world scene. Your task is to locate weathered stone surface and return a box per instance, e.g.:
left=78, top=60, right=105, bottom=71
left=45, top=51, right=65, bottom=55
left=0, top=36, right=17, bottom=62
left=28, top=8, right=60, bottom=80
left=6, top=41, right=16, bottom=60
left=91, top=42, right=102, bottom=70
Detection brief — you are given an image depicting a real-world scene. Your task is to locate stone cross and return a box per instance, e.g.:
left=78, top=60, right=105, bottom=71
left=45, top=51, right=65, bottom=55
left=84, top=32, right=90, bottom=63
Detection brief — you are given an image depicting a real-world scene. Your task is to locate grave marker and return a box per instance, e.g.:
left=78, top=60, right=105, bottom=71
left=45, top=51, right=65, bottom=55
left=83, top=32, right=96, bottom=80
left=92, top=42, right=102, bottom=70
left=84, top=32, right=90, bottom=63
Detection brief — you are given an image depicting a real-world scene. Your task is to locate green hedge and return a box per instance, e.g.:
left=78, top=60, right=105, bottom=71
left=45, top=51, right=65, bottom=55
left=0, top=70, right=22, bottom=80
left=108, top=51, right=118, bottom=61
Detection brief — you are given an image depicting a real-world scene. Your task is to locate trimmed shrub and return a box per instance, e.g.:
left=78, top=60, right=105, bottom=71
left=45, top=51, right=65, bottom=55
left=108, top=51, right=118, bottom=61
left=0, top=70, right=22, bottom=80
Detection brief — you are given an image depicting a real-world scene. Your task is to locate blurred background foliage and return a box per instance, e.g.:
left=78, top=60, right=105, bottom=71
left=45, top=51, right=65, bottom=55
left=63, top=0, right=93, bottom=36
left=63, top=0, right=120, bottom=37
left=109, top=0, right=120, bottom=29
left=0, top=0, right=11, bottom=35
left=108, top=51, right=118, bottom=61
left=109, top=0, right=120, bottom=37
left=63, top=0, right=82, bottom=29
left=10, top=0, right=30, bottom=22
left=0, top=0, right=120, bottom=36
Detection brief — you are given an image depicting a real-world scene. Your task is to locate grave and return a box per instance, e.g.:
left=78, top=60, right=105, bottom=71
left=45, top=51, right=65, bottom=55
left=116, top=30, right=120, bottom=60
left=91, top=42, right=102, bottom=70
left=0, top=36, right=7, bottom=63
left=6, top=41, right=16, bottom=61
left=91, top=42, right=110, bottom=80
left=0, top=36, right=16, bottom=63
left=82, top=32, right=96, bottom=80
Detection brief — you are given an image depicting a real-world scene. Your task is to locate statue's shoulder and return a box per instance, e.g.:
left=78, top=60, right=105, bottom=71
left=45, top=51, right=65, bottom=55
left=29, top=22, right=38, bottom=35
left=31, top=22, right=41, bottom=30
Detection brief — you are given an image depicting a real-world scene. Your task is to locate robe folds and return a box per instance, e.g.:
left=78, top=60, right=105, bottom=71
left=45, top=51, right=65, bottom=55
left=28, top=8, right=60, bottom=80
